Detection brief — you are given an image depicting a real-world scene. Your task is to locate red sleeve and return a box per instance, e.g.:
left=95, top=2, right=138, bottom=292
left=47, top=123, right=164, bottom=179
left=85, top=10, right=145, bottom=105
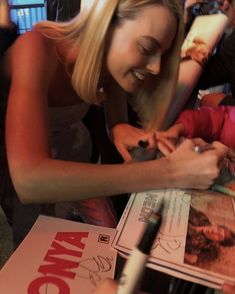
left=176, top=106, right=229, bottom=142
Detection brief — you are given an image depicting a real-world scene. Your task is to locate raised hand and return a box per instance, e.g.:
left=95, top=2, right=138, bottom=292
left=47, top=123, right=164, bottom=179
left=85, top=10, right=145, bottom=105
left=111, top=123, right=157, bottom=162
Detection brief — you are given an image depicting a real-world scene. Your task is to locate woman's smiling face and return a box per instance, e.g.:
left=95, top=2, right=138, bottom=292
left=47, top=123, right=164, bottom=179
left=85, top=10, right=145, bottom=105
left=202, top=225, right=226, bottom=242
left=105, top=4, right=177, bottom=93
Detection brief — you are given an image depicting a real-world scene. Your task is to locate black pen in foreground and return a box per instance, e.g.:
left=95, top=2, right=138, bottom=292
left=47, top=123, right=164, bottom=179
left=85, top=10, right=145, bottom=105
left=117, top=201, right=164, bottom=294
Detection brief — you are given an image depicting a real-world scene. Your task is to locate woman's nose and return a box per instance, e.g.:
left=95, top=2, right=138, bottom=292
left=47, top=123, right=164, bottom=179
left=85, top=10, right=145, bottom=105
left=146, top=54, right=161, bottom=75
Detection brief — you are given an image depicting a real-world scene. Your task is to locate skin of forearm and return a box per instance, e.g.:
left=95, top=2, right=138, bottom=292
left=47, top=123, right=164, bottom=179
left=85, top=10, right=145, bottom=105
left=10, top=157, right=175, bottom=204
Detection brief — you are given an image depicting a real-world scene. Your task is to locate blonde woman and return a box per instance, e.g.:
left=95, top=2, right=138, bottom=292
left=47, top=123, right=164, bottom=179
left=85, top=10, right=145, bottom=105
left=0, top=0, right=228, bottom=246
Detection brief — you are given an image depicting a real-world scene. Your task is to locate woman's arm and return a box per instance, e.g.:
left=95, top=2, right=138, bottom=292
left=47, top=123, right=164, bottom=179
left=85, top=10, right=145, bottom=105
left=5, top=32, right=229, bottom=204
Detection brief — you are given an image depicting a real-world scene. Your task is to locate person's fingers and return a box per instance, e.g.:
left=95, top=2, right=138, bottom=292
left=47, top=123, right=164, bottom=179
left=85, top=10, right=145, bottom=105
left=209, top=141, right=229, bottom=159
left=155, top=131, right=169, bottom=139
left=180, top=138, right=196, bottom=150
left=157, top=140, right=172, bottom=156
left=155, top=131, right=178, bottom=142
left=211, top=141, right=229, bottom=168
left=145, top=133, right=157, bottom=149
left=191, top=137, right=208, bottom=146
left=158, top=137, right=176, bottom=152
left=115, top=143, right=132, bottom=162
left=211, top=141, right=229, bottom=155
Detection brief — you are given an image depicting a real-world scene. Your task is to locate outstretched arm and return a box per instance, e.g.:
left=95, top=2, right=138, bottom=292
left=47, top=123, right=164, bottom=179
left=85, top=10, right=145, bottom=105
left=5, top=32, right=229, bottom=205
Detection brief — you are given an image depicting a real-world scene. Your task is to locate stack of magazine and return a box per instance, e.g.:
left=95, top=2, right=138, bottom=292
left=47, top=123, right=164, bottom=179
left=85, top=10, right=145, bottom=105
left=112, top=188, right=235, bottom=289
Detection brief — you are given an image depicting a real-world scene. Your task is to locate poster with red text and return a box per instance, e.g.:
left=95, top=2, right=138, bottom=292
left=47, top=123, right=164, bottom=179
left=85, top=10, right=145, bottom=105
left=0, top=215, right=117, bottom=294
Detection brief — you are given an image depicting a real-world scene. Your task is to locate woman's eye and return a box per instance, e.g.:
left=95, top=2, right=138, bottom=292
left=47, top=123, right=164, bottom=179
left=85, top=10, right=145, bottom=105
left=139, top=45, right=153, bottom=56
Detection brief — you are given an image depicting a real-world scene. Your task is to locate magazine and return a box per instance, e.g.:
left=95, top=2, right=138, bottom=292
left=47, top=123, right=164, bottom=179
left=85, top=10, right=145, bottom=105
left=212, top=155, right=235, bottom=197
left=0, top=215, right=117, bottom=294
left=112, top=189, right=235, bottom=289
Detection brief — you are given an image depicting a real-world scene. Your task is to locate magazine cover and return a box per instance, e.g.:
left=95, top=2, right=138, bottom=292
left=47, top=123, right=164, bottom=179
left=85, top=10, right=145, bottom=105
left=113, top=189, right=235, bottom=289
left=0, top=215, right=117, bottom=294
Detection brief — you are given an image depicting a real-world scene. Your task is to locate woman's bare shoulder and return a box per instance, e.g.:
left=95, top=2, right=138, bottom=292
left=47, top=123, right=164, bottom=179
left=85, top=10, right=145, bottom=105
left=14, top=30, right=53, bottom=49
left=5, top=31, right=58, bottom=79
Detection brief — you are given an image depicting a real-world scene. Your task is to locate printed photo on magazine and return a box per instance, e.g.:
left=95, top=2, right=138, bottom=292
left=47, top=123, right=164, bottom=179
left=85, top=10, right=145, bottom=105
left=212, top=151, right=235, bottom=197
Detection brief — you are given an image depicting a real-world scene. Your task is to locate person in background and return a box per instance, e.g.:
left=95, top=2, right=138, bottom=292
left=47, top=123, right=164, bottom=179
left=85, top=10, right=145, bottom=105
left=197, top=28, right=235, bottom=107
left=185, top=0, right=235, bottom=107
left=156, top=105, right=235, bottom=155
left=0, top=0, right=228, bottom=248
left=0, top=0, right=18, bottom=56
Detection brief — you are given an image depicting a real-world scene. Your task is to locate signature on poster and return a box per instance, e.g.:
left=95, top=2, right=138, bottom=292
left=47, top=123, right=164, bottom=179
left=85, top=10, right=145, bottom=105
left=77, top=255, right=113, bottom=286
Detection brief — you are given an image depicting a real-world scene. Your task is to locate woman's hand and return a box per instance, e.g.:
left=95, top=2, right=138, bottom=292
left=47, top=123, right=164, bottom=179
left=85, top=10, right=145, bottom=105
left=111, top=123, right=157, bottom=162
left=156, top=123, right=184, bottom=156
left=167, top=139, right=229, bottom=190
left=93, top=278, right=117, bottom=294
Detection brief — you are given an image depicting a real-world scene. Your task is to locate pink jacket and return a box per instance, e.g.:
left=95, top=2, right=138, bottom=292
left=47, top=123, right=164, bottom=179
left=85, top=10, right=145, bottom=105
left=176, top=106, right=235, bottom=148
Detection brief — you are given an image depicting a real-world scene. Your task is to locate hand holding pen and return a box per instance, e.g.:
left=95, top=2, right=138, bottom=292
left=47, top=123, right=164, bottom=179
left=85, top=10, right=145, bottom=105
left=117, top=201, right=164, bottom=294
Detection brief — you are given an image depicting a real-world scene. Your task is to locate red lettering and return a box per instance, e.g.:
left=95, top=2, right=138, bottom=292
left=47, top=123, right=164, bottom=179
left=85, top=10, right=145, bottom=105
left=48, top=240, right=84, bottom=258
left=55, top=232, right=89, bottom=249
left=38, top=255, right=78, bottom=279
left=28, top=276, right=70, bottom=294
left=30, top=232, right=89, bottom=290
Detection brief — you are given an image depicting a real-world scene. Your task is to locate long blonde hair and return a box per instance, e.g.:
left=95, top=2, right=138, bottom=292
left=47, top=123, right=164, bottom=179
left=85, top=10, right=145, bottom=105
left=35, top=0, right=184, bottom=130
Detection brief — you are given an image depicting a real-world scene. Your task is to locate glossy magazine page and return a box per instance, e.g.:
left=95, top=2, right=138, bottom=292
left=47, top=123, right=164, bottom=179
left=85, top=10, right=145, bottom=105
left=113, top=189, right=235, bottom=289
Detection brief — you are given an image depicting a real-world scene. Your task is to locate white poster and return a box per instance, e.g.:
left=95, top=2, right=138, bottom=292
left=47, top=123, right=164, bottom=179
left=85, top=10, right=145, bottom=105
left=0, top=215, right=117, bottom=294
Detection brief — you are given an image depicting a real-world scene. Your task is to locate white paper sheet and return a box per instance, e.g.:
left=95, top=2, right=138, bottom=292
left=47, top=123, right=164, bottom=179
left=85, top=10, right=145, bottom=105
left=0, top=215, right=117, bottom=294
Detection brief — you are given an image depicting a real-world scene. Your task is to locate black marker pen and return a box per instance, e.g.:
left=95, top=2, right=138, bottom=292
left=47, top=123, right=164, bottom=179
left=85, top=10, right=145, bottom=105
left=117, top=202, right=164, bottom=294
